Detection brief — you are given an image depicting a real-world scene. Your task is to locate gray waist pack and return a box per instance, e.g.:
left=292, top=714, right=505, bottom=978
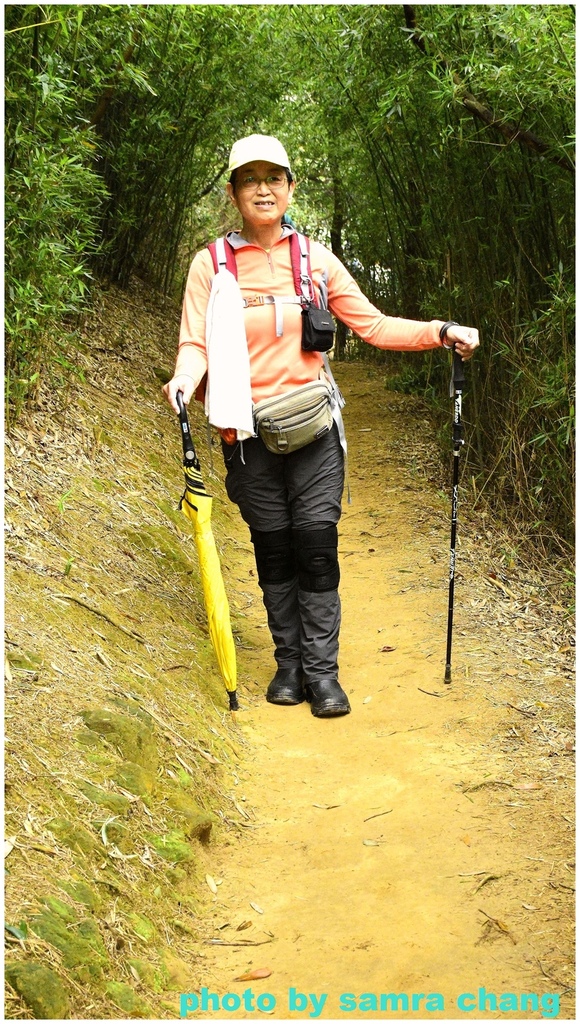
left=253, top=380, right=333, bottom=454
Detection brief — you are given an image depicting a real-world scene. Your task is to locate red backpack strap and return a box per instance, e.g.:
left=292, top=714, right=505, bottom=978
left=207, top=237, right=238, bottom=277
left=289, top=232, right=315, bottom=304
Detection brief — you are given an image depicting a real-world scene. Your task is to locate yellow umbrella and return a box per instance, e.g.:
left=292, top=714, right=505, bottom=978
left=176, top=394, right=238, bottom=710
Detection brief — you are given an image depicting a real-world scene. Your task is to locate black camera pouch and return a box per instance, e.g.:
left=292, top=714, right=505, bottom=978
left=301, top=302, right=336, bottom=352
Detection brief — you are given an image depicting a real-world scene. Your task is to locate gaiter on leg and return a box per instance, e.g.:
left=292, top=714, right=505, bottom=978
left=293, top=525, right=341, bottom=683
left=250, top=527, right=301, bottom=668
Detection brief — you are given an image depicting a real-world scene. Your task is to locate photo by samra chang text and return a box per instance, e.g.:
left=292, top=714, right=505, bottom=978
left=180, top=986, right=561, bottom=1018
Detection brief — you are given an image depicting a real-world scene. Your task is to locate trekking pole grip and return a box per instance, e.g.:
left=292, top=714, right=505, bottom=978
left=452, top=347, right=466, bottom=391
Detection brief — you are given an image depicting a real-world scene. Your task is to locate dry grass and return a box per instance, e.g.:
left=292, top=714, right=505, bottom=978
left=4, top=278, right=262, bottom=1019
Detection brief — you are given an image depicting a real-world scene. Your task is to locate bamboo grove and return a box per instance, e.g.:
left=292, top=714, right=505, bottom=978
left=5, top=4, right=575, bottom=549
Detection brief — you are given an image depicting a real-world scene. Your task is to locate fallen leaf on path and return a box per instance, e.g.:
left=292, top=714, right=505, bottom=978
left=462, top=780, right=512, bottom=793
left=21, top=841, right=58, bottom=856
left=362, top=696, right=372, bottom=704
left=506, top=703, right=536, bottom=718
left=478, top=908, right=517, bottom=944
left=486, top=575, right=518, bottom=599
left=206, top=874, right=218, bottom=894
left=164, top=731, right=181, bottom=747
left=197, top=749, right=221, bottom=765
left=249, top=901, right=264, bottom=914
left=312, top=803, right=341, bottom=810
left=366, top=806, right=393, bottom=823
left=379, top=645, right=396, bottom=653
left=237, top=921, right=252, bottom=931
left=234, top=967, right=272, bottom=982
left=472, top=874, right=500, bottom=893
left=207, top=938, right=272, bottom=947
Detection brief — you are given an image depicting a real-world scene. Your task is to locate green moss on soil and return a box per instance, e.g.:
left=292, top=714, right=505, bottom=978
left=108, top=695, right=157, bottom=728
left=127, top=958, right=169, bottom=993
left=40, top=895, right=77, bottom=923
left=105, top=981, right=154, bottom=1018
left=5, top=960, right=70, bottom=1019
left=46, top=818, right=99, bottom=855
left=81, top=709, right=158, bottom=768
left=95, top=867, right=130, bottom=896
left=124, top=525, right=193, bottom=572
left=147, top=829, right=194, bottom=863
left=6, top=650, right=44, bottom=671
left=175, top=766, right=193, bottom=788
left=156, top=498, right=190, bottom=529
left=57, top=879, right=102, bottom=912
left=162, top=951, right=195, bottom=991
left=128, top=912, right=157, bottom=943
left=76, top=728, right=106, bottom=749
left=113, top=760, right=156, bottom=797
left=28, top=908, right=108, bottom=981
left=167, top=789, right=215, bottom=842
left=91, top=815, right=129, bottom=847
left=79, top=781, right=131, bottom=814
left=172, top=917, right=197, bottom=937
left=166, top=866, right=188, bottom=885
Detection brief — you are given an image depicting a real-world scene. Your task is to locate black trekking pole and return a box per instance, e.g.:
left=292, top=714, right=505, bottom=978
left=444, top=348, right=466, bottom=684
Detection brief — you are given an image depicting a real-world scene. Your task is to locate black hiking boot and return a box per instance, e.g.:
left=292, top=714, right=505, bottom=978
left=305, top=678, right=351, bottom=717
left=266, top=665, right=305, bottom=705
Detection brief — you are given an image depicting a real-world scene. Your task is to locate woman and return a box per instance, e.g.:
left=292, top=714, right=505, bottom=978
left=163, top=134, right=479, bottom=718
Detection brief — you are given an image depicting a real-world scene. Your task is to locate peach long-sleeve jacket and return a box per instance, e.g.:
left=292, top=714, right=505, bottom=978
left=175, top=228, right=446, bottom=404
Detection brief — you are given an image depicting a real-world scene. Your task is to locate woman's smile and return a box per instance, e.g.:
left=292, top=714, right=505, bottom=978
left=226, top=159, right=294, bottom=245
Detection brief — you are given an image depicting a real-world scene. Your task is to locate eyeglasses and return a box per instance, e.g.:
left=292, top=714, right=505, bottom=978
left=238, top=172, right=289, bottom=191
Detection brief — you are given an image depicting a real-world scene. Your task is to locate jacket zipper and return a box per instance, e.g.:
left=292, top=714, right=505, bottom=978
left=264, top=249, right=275, bottom=276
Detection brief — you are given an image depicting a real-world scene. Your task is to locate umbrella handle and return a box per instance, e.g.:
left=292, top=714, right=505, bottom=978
left=176, top=390, right=197, bottom=464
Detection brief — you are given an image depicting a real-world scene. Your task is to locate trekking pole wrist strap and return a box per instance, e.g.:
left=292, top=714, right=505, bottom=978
left=439, top=321, right=459, bottom=348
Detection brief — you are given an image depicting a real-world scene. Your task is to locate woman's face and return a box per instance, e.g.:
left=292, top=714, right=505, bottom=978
left=227, top=160, right=294, bottom=229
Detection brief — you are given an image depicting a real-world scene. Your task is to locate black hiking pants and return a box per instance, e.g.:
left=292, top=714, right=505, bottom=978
left=221, top=425, right=344, bottom=683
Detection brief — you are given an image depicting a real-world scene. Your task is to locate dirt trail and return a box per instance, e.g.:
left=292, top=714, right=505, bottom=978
left=5, top=296, right=573, bottom=1021
left=193, top=363, right=574, bottom=1021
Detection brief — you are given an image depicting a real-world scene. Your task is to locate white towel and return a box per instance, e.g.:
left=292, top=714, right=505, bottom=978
left=205, top=269, right=254, bottom=440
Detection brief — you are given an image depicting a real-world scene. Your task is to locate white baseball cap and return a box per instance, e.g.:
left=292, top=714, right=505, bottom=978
left=228, top=134, right=292, bottom=175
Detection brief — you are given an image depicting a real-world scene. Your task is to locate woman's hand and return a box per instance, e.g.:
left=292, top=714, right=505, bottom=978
left=444, top=325, right=480, bottom=360
left=162, top=374, right=196, bottom=413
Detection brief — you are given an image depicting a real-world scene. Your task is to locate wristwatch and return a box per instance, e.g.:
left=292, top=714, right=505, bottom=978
left=439, top=321, right=459, bottom=349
